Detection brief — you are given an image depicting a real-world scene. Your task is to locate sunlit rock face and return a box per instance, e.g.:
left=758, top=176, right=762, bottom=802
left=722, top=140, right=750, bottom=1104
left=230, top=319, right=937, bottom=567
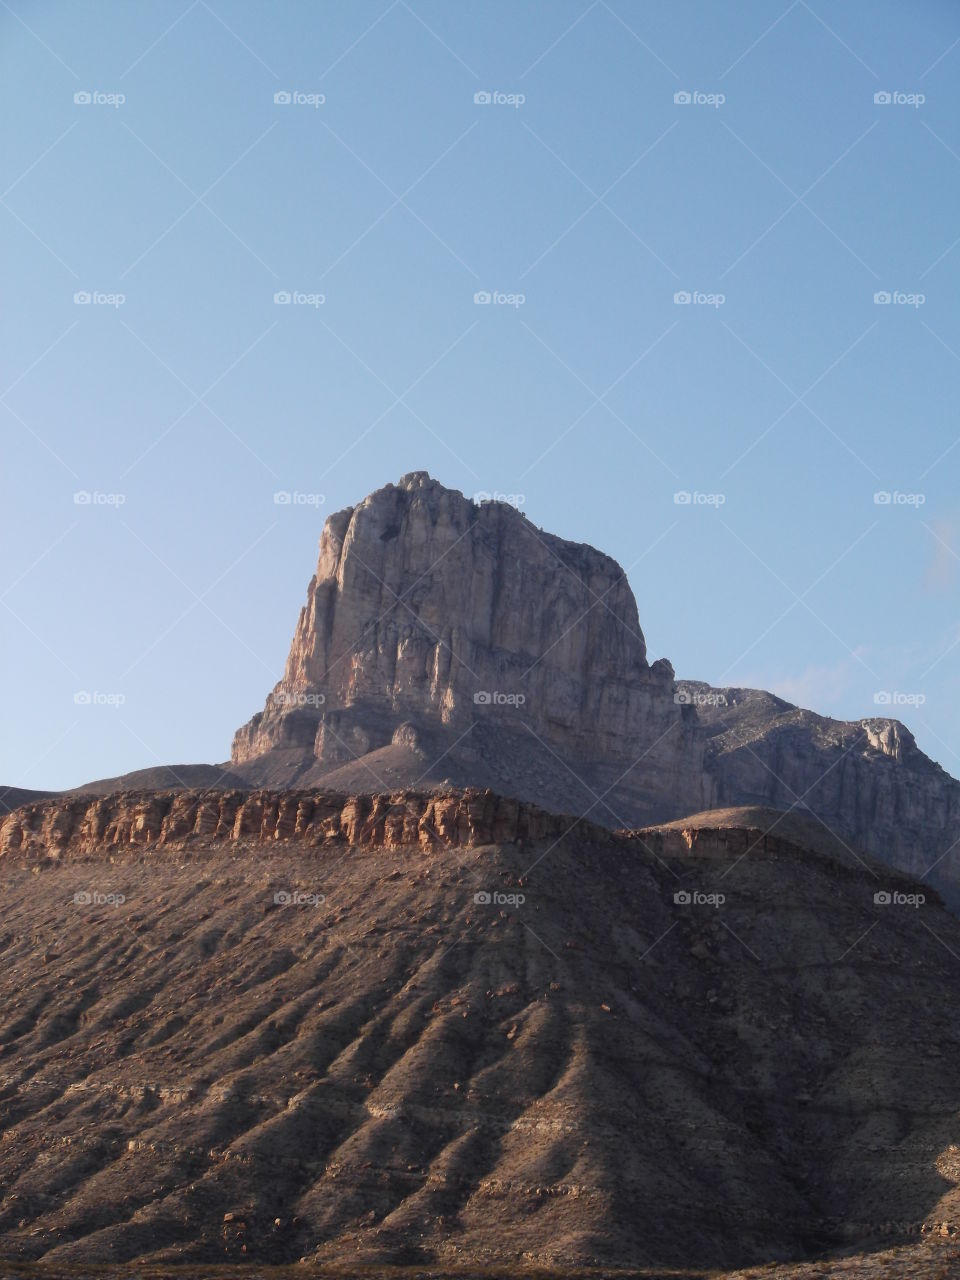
left=232, top=472, right=707, bottom=822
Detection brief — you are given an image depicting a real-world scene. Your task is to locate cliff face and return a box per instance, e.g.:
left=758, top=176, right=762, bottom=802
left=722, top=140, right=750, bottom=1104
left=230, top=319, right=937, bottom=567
left=231, top=472, right=707, bottom=824
left=0, top=788, right=587, bottom=862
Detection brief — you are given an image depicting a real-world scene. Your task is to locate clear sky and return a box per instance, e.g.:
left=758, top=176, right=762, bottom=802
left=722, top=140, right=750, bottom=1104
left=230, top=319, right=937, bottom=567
left=3, top=0, right=959, bottom=790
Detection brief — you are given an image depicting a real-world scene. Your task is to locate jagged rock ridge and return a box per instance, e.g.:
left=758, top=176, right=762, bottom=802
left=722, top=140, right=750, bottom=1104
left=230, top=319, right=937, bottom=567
left=677, top=680, right=960, bottom=906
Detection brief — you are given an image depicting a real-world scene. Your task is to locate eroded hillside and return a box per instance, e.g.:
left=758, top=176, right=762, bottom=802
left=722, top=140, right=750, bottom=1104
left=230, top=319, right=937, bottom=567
left=1, top=789, right=959, bottom=1272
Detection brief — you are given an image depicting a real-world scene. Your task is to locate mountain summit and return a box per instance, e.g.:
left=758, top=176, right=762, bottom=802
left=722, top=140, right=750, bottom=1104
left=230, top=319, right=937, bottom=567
left=231, top=471, right=708, bottom=826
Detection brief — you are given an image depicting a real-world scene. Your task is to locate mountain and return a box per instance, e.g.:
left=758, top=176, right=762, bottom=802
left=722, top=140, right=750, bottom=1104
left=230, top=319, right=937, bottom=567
left=2, top=786, right=960, bottom=1274
left=6, top=470, right=957, bottom=901
left=677, top=679, right=960, bottom=908
left=230, top=470, right=710, bottom=827
left=229, top=472, right=960, bottom=902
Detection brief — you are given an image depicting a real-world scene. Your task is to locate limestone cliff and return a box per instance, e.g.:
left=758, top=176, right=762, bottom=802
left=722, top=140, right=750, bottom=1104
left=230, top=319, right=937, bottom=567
left=231, top=472, right=708, bottom=825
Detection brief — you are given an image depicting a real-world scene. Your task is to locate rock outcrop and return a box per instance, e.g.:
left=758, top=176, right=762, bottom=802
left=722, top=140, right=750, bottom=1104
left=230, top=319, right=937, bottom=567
left=0, top=788, right=590, bottom=862
left=231, top=472, right=709, bottom=825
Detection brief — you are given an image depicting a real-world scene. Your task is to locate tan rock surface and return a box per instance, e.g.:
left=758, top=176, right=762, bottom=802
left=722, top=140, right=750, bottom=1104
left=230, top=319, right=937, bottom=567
left=230, top=472, right=709, bottom=827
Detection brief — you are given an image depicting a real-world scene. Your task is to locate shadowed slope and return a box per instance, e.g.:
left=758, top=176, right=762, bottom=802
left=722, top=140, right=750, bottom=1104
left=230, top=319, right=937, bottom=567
left=2, top=790, right=960, bottom=1271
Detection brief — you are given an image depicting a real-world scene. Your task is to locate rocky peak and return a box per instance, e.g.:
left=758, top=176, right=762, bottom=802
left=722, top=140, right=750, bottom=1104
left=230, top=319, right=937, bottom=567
left=232, top=475, right=694, bottom=803
left=860, top=717, right=917, bottom=762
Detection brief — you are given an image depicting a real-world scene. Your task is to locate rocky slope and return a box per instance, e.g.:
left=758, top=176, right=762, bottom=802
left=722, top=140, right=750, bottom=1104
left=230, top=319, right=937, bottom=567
left=0, top=786, right=56, bottom=815
left=677, top=681, right=960, bottom=908
left=3, top=788, right=960, bottom=1272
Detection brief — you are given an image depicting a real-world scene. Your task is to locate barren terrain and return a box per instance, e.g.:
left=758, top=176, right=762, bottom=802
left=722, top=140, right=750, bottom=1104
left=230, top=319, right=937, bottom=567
left=1, top=791, right=960, bottom=1274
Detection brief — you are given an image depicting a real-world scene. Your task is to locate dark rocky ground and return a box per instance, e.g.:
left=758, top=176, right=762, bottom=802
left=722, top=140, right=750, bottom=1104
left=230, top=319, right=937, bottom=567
left=2, top=794, right=960, bottom=1273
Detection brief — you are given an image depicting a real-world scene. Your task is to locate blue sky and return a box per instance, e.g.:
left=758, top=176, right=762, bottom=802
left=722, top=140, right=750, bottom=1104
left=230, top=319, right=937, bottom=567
left=3, top=0, right=959, bottom=789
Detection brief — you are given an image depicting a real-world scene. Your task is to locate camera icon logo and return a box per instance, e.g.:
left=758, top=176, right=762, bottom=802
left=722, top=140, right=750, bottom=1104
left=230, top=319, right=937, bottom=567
left=674, top=90, right=692, bottom=104
left=873, top=491, right=892, bottom=505
left=73, top=690, right=91, bottom=704
left=73, top=891, right=92, bottom=904
left=874, top=890, right=892, bottom=905
left=474, top=690, right=492, bottom=704
left=873, top=690, right=892, bottom=705
left=273, top=491, right=292, bottom=504
left=673, top=890, right=691, bottom=905
left=474, top=91, right=492, bottom=105
left=473, top=290, right=492, bottom=304
left=74, top=91, right=92, bottom=105
left=874, top=291, right=891, bottom=305
left=874, top=91, right=892, bottom=105
left=74, top=291, right=91, bottom=305
left=273, top=890, right=292, bottom=905
left=674, top=290, right=691, bottom=304
left=274, top=91, right=292, bottom=104
left=274, top=290, right=291, bottom=305
left=473, top=891, right=492, bottom=904
left=673, top=490, right=692, bottom=504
